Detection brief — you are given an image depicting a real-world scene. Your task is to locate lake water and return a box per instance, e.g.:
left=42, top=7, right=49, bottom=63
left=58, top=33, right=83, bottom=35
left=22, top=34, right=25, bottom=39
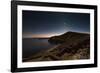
left=22, top=38, right=55, bottom=58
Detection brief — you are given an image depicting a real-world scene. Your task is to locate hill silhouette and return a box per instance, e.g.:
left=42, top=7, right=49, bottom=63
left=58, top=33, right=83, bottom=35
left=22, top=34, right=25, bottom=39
left=48, top=31, right=89, bottom=44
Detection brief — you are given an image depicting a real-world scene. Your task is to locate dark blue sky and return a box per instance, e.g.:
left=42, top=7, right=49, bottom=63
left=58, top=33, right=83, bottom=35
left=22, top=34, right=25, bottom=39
left=22, top=10, right=90, bottom=38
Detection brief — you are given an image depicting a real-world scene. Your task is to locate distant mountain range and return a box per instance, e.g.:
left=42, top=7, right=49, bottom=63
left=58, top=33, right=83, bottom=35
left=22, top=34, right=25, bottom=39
left=23, top=31, right=90, bottom=62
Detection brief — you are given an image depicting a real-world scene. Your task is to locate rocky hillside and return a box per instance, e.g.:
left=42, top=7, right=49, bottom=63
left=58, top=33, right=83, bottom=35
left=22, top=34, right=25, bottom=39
left=48, top=31, right=89, bottom=45
left=23, top=31, right=90, bottom=62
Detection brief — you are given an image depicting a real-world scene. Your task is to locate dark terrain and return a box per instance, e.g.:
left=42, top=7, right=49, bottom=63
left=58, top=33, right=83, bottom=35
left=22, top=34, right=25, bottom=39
left=23, top=31, right=90, bottom=62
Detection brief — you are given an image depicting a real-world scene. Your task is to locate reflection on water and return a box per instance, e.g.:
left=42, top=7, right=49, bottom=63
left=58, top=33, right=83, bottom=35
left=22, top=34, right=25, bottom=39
left=22, top=38, right=55, bottom=58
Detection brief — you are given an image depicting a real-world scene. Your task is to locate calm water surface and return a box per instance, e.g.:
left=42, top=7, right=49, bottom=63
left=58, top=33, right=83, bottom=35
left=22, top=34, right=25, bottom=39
left=23, top=38, right=55, bottom=58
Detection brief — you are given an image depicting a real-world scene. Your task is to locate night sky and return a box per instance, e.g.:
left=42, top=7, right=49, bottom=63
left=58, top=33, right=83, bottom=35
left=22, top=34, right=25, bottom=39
left=22, top=10, right=90, bottom=38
